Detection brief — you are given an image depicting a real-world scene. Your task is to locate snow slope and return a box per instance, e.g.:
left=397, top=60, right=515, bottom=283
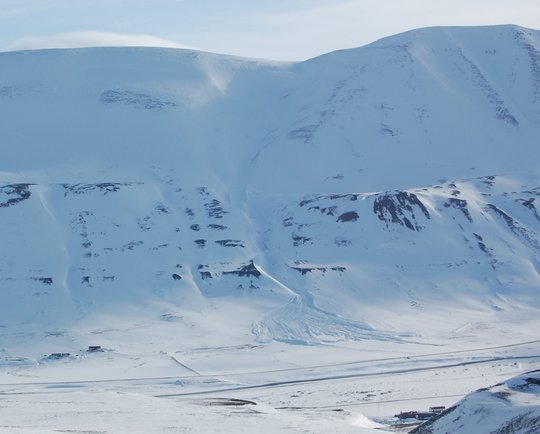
left=0, top=24, right=540, bottom=350
left=411, top=370, right=540, bottom=433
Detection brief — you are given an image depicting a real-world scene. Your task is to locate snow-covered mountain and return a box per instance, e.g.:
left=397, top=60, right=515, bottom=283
left=1, top=24, right=540, bottom=352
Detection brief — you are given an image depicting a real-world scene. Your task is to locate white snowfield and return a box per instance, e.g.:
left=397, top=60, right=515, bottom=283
left=0, top=25, right=539, bottom=433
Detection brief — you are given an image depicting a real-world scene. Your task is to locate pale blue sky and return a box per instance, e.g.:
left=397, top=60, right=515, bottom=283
left=1, top=0, right=539, bottom=60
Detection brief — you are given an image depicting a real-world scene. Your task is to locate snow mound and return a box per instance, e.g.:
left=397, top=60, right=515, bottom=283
left=351, top=413, right=386, bottom=429
left=411, top=370, right=540, bottom=434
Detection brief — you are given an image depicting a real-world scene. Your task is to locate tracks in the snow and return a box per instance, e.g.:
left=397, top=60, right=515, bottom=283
left=155, top=354, right=540, bottom=397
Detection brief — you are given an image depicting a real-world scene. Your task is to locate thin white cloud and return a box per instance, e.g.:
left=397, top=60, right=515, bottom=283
left=6, top=31, right=192, bottom=51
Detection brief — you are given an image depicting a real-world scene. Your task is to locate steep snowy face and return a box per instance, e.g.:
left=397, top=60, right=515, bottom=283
left=0, top=25, right=539, bottom=347
left=0, top=48, right=274, bottom=182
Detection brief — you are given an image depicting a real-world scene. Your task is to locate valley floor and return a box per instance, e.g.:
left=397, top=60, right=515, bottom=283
left=1, top=334, right=539, bottom=433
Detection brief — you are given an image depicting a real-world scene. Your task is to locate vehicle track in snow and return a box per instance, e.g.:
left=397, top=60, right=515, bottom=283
left=274, top=393, right=467, bottom=410
left=155, top=354, right=540, bottom=398
left=201, top=338, right=540, bottom=377
left=0, top=339, right=539, bottom=389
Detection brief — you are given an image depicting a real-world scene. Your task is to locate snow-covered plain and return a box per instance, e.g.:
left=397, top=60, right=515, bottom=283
left=1, top=25, right=540, bottom=432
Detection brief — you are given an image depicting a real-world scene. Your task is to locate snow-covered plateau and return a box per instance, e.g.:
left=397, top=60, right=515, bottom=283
left=0, top=25, right=539, bottom=433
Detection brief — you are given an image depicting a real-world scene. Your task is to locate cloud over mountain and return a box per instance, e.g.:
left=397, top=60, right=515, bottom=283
left=6, top=31, right=192, bottom=51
